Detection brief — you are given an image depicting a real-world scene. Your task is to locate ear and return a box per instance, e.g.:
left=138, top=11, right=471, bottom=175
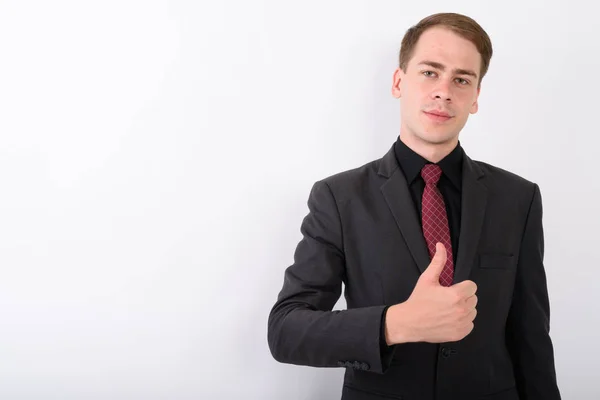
left=470, top=86, right=481, bottom=114
left=391, top=67, right=403, bottom=99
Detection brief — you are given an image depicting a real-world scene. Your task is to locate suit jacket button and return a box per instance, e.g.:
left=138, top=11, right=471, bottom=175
left=441, top=347, right=450, bottom=358
left=441, top=347, right=457, bottom=358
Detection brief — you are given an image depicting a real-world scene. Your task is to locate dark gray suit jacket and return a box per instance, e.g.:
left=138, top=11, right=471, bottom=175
left=268, top=144, right=560, bottom=400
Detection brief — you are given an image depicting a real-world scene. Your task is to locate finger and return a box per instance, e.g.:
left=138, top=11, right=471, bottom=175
left=453, top=280, right=477, bottom=298
left=423, top=243, right=447, bottom=283
left=468, top=308, right=477, bottom=322
left=463, top=294, right=478, bottom=310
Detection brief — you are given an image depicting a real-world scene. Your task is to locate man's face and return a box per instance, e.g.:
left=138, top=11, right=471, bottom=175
left=392, top=27, right=481, bottom=146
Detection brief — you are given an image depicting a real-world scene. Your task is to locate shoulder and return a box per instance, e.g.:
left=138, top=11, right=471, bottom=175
left=311, top=157, right=384, bottom=201
left=474, top=160, right=536, bottom=187
left=472, top=159, right=541, bottom=207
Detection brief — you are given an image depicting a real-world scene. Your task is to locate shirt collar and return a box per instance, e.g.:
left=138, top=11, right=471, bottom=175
left=393, top=135, right=464, bottom=190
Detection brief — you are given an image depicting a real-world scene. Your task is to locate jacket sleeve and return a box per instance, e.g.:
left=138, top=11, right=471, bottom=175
left=267, top=180, right=392, bottom=374
left=506, top=183, right=561, bottom=399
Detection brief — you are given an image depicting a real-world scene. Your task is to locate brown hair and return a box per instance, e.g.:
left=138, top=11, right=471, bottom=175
left=399, top=13, right=493, bottom=86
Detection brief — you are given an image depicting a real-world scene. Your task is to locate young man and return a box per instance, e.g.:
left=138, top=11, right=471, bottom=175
left=267, top=13, right=561, bottom=400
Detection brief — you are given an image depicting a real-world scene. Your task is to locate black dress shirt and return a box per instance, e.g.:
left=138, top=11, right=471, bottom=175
left=379, top=135, right=464, bottom=358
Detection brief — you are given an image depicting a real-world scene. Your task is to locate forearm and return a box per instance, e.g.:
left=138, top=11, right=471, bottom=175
left=507, top=183, right=561, bottom=399
left=506, top=282, right=559, bottom=398
left=268, top=302, right=388, bottom=373
left=384, top=302, right=420, bottom=345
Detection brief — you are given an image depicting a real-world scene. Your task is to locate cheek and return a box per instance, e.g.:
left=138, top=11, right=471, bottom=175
left=404, top=79, right=428, bottom=96
left=456, top=92, right=477, bottom=111
left=460, top=89, right=478, bottom=104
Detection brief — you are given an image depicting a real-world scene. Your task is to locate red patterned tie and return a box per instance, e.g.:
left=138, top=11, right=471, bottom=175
left=421, top=164, right=454, bottom=286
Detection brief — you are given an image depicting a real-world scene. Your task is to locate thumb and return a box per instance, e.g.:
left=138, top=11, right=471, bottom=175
left=422, top=243, right=447, bottom=284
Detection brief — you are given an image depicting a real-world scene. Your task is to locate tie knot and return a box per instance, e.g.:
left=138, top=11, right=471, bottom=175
left=421, top=163, right=442, bottom=185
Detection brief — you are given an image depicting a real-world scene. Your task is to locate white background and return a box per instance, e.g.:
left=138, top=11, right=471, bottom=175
left=0, top=0, right=596, bottom=399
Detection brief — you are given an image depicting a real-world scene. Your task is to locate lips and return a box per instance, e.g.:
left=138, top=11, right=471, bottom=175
left=423, top=110, right=453, bottom=122
left=425, top=110, right=452, bottom=118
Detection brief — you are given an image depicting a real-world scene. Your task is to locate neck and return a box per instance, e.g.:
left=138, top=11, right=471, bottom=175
left=399, top=131, right=458, bottom=164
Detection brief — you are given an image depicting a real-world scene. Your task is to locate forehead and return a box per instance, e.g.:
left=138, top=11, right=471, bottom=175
left=409, top=27, right=481, bottom=72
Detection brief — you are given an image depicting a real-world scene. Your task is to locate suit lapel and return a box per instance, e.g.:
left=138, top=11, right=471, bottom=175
left=379, top=146, right=431, bottom=274
left=378, top=144, right=488, bottom=282
left=453, top=154, right=488, bottom=283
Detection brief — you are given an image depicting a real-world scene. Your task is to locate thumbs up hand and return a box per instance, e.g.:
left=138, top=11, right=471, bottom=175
left=384, top=243, right=478, bottom=345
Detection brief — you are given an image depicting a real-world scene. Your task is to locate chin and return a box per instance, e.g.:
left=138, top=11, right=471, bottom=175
left=418, top=130, right=457, bottom=145
left=402, top=121, right=459, bottom=145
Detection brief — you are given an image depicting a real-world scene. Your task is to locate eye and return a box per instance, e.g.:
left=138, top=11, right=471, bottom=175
left=422, top=70, right=437, bottom=77
left=455, top=77, right=470, bottom=85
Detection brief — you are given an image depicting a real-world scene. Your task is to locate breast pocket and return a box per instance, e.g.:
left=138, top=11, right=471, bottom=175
left=478, top=253, right=515, bottom=269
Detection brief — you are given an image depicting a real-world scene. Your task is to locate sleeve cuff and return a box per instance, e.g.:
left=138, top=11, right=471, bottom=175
left=379, top=305, right=395, bottom=369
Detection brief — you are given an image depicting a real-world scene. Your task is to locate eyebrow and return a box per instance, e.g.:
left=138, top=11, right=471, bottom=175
left=417, top=60, right=478, bottom=79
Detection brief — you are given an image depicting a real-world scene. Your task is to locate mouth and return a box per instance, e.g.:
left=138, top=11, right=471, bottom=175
left=423, top=110, right=453, bottom=123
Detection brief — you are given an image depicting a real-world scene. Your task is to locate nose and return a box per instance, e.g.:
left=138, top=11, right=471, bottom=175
left=431, top=80, right=452, bottom=102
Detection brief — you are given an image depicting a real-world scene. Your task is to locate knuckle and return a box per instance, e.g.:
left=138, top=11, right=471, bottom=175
left=470, top=308, right=478, bottom=320
left=452, top=291, right=463, bottom=303
left=462, top=324, right=472, bottom=337
left=468, top=299, right=477, bottom=310
left=455, top=304, right=471, bottom=317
